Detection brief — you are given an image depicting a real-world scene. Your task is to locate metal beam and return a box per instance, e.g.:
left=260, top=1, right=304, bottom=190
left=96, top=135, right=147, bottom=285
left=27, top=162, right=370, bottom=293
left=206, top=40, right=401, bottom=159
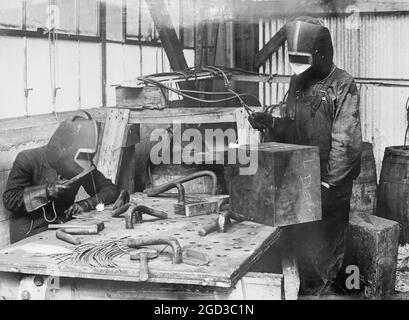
left=231, top=73, right=409, bottom=88
left=100, top=0, right=107, bottom=108
left=145, top=0, right=195, bottom=91
left=254, top=26, right=286, bottom=69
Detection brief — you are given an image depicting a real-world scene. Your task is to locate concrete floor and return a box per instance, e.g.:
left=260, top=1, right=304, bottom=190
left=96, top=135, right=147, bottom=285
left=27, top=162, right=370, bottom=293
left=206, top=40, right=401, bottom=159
left=396, top=244, right=409, bottom=293
left=299, top=245, right=409, bottom=300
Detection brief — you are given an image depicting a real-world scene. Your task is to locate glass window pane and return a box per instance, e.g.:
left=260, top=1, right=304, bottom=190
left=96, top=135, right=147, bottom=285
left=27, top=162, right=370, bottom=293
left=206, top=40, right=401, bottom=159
left=106, top=0, right=123, bottom=41
left=180, top=0, right=194, bottom=47
left=55, top=0, right=76, bottom=34
left=79, top=0, right=98, bottom=36
left=140, top=0, right=154, bottom=41
left=165, top=0, right=179, bottom=37
left=126, top=0, right=158, bottom=42
left=126, top=0, right=138, bottom=38
left=0, top=0, right=23, bottom=29
left=26, top=0, right=50, bottom=31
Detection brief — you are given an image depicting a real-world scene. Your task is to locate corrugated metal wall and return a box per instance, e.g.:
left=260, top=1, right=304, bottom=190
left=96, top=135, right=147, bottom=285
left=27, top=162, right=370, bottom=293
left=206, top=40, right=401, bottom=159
left=259, top=13, right=409, bottom=176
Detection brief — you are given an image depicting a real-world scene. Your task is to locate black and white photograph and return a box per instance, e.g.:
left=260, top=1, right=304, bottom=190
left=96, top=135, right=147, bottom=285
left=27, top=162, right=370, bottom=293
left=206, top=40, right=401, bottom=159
left=0, top=0, right=409, bottom=306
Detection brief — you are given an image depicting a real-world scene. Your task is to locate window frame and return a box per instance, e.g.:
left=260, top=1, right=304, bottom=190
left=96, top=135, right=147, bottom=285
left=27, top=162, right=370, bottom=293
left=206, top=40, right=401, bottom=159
left=0, top=0, right=194, bottom=47
left=0, top=0, right=196, bottom=110
left=0, top=0, right=101, bottom=41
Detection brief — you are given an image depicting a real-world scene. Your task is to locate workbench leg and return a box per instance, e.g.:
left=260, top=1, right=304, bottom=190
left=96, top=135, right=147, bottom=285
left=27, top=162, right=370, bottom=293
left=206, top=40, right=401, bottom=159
left=228, top=272, right=283, bottom=300
left=17, top=275, right=59, bottom=300
left=281, top=250, right=300, bottom=300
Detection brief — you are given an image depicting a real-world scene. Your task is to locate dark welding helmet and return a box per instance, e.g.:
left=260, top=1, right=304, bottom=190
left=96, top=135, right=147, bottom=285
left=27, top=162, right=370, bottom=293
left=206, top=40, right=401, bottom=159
left=46, top=111, right=98, bottom=180
left=286, top=17, right=334, bottom=77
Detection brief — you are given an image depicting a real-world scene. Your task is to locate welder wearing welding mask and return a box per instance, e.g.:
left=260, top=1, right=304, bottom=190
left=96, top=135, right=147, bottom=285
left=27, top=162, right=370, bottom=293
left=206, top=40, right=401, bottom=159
left=3, top=112, right=119, bottom=243
left=249, top=17, right=362, bottom=296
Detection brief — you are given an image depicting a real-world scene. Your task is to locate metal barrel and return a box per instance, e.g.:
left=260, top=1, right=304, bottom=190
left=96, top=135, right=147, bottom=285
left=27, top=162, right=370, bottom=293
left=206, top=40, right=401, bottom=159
left=376, top=145, right=409, bottom=243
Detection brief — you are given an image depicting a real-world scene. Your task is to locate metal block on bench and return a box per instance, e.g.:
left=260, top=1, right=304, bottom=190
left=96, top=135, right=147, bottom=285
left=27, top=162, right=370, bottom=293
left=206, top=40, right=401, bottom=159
left=224, top=142, right=322, bottom=227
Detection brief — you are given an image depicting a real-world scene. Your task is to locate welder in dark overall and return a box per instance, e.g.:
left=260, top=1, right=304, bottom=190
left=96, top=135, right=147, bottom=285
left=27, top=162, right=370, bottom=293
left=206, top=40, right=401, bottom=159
left=3, top=113, right=119, bottom=243
left=249, top=17, right=362, bottom=295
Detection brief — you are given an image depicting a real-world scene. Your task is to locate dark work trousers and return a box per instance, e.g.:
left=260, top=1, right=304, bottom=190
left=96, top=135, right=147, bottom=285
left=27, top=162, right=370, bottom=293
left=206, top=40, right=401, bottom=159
left=10, top=214, right=49, bottom=244
left=9, top=201, right=68, bottom=244
left=282, top=180, right=353, bottom=296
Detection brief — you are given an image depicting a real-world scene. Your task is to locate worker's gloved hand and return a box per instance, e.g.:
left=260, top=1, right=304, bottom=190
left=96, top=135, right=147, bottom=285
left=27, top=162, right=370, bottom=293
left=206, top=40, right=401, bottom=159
left=248, top=112, right=274, bottom=130
left=64, top=202, right=88, bottom=220
left=46, top=183, right=70, bottom=201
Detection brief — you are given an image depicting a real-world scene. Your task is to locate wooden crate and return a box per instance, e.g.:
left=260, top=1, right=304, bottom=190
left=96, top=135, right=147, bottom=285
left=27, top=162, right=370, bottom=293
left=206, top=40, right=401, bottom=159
left=225, top=142, right=322, bottom=227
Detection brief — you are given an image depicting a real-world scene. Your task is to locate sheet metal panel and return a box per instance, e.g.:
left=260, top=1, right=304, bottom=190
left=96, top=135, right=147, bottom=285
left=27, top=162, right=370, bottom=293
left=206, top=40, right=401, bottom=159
left=0, top=36, right=25, bottom=118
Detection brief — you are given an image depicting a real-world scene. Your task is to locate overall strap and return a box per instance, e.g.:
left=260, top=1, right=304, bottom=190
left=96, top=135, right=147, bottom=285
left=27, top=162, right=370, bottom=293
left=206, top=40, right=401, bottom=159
left=319, top=66, right=340, bottom=92
left=310, top=67, right=340, bottom=117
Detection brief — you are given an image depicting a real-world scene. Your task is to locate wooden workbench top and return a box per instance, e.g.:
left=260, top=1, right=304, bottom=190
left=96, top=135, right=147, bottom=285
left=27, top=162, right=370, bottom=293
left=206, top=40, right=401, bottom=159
left=0, top=193, right=280, bottom=288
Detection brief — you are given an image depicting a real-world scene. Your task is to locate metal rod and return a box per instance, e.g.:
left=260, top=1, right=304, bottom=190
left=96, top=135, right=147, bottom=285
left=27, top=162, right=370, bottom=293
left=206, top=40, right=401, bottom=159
left=231, top=73, right=409, bottom=88
left=121, top=67, right=409, bottom=89
left=145, top=171, right=217, bottom=196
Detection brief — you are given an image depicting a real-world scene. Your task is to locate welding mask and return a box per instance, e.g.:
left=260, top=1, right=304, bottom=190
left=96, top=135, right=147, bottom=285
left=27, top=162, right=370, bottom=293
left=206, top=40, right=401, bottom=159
left=46, top=112, right=98, bottom=180
left=286, top=18, right=334, bottom=77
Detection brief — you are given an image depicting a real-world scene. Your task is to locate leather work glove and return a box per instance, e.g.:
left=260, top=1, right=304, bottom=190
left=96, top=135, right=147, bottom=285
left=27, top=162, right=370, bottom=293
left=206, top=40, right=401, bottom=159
left=46, top=183, right=70, bottom=201
left=64, top=202, right=88, bottom=220
left=248, top=112, right=274, bottom=130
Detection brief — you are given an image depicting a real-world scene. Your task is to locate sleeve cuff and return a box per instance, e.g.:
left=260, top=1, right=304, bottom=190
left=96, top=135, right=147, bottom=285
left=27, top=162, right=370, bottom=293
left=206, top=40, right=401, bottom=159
left=23, top=185, right=49, bottom=212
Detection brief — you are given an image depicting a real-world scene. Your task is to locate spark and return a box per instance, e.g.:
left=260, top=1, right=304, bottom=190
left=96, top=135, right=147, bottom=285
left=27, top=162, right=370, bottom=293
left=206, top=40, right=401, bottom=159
left=96, top=203, right=105, bottom=212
